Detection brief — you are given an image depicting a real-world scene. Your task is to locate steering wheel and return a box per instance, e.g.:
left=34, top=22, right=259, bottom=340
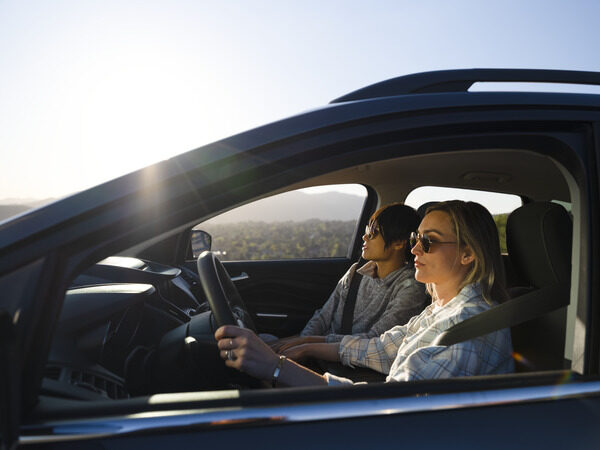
left=196, top=251, right=257, bottom=332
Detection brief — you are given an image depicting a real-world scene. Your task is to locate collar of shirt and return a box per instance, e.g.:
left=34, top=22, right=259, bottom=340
left=356, top=260, right=414, bottom=286
left=404, top=283, right=485, bottom=339
left=423, top=283, right=483, bottom=316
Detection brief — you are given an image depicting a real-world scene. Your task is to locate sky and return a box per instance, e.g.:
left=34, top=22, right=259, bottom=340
left=1, top=0, right=600, bottom=203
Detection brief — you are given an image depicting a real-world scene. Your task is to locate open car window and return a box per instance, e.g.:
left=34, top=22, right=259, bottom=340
left=191, top=184, right=368, bottom=260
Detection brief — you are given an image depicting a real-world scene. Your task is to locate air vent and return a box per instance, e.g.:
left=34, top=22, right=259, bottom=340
left=68, top=369, right=129, bottom=399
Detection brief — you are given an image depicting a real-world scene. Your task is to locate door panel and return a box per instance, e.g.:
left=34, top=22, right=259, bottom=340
left=183, top=258, right=351, bottom=336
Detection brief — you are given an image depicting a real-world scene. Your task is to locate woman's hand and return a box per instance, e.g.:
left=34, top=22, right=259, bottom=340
left=283, top=342, right=342, bottom=364
left=281, top=343, right=311, bottom=362
left=215, top=325, right=280, bottom=381
left=273, top=336, right=326, bottom=354
left=268, top=335, right=300, bottom=353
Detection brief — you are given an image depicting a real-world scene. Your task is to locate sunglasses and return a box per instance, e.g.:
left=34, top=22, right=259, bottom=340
left=410, top=232, right=457, bottom=253
left=364, top=224, right=381, bottom=240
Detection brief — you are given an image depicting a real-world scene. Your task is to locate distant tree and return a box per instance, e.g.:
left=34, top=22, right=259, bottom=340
left=194, top=220, right=356, bottom=261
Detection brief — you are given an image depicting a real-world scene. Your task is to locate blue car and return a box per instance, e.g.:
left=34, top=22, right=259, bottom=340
left=2, top=69, right=599, bottom=448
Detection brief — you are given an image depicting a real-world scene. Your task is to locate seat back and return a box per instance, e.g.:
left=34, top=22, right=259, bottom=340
left=506, top=201, right=572, bottom=371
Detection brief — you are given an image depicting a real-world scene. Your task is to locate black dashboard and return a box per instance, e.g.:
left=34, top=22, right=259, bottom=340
left=43, top=256, right=217, bottom=401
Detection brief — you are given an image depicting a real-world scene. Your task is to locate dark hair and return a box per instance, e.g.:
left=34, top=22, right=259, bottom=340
left=425, top=200, right=508, bottom=304
left=368, top=203, right=420, bottom=261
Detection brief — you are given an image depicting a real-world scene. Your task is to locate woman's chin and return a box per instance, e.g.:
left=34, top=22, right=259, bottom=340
left=414, top=270, right=429, bottom=284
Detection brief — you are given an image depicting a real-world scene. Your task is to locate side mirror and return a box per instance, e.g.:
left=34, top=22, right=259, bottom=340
left=191, top=229, right=212, bottom=258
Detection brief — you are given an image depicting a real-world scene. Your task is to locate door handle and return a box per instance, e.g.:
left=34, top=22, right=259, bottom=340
left=231, top=272, right=249, bottom=282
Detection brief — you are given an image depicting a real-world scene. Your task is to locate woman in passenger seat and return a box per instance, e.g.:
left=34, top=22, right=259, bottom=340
left=214, top=200, right=514, bottom=386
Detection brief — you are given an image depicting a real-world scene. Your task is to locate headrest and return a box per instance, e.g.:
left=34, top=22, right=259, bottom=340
left=506, top=201, right=572, bottom=288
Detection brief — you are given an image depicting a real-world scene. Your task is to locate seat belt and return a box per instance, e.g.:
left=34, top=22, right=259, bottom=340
left=340, top=259, right=364, bottom=335
left=433, top=282, right=570, bottom=346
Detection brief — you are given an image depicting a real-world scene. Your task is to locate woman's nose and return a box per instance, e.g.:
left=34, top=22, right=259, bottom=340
left=411, top=240, right=422, bottom=255
left=362, top=233, right=368, bottom=242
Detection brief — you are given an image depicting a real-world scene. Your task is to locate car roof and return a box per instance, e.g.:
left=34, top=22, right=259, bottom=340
left=330, top=68, right=600, bottom=103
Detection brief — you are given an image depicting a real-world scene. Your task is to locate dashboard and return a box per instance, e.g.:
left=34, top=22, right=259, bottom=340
left=43, top=256, right=216, bottom=401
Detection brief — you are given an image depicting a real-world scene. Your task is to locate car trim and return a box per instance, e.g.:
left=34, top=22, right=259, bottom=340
left=20, top=380, right=600, bottom=444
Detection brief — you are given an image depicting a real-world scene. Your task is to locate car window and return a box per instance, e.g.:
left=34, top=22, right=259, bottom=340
left=191, top=184, right=368, bottom=260
left=405, top=186, right=522, bottom=253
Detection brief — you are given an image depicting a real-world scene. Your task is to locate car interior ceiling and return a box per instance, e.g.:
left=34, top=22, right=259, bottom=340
left=192, top=148, right=568, bottom=227
left=285, top=149, right=570, bottom=204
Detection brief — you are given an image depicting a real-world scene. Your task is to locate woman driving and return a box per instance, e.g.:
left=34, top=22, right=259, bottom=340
left=214, top=200, right=514, bottom=387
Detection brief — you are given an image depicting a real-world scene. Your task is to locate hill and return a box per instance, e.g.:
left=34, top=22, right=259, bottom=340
left=0, top=198, right=56, bottom=222
left=204, top=191, right=366, bottom=224
left=0, top=204, right=31, bottom=221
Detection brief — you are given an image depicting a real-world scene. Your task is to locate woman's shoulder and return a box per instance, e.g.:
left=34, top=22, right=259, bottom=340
left=338, top=262, right=362, bottom=288
left=443, top=284, right=491, bottom=322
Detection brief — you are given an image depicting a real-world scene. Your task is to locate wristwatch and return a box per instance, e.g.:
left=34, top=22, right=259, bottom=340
left=272, top=355, right=287, bottom=387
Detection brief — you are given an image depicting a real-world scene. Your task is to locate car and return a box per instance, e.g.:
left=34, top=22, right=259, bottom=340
left=2, top=68, right=600, bottom=449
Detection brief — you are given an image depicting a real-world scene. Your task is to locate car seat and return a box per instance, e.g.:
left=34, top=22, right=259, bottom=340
left=506, top=201, right=572, bottom=371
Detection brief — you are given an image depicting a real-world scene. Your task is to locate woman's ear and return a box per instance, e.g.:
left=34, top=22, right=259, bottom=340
left=460, top=246, right=475, bottom=266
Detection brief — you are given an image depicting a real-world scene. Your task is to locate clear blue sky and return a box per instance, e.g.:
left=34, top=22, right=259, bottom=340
left=1, top=0, right=600, bottom=201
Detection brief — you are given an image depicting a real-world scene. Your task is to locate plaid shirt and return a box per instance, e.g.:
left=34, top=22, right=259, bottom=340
left=301, top=261, right=428, bottom=343
left=327, top=283, right=514, bottom=385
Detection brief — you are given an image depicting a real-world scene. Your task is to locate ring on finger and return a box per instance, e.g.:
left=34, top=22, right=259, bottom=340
left=227, top=349, right=236, bottom=361
left=229, top=339, right=233, bottom=347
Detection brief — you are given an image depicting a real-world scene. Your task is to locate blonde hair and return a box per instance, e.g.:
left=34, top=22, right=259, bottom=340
left=424, top=200, right=508, bottom=305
